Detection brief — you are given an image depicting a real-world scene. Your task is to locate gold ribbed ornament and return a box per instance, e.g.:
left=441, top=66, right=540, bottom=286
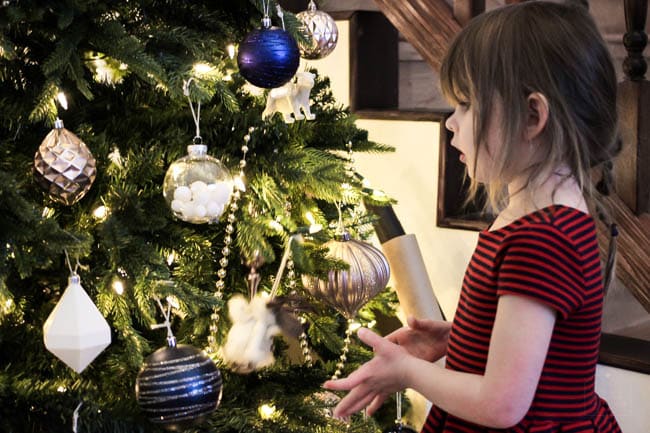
left=33, top=119, right=96, bottom=206
left=302, top=231, right=390, bottom=319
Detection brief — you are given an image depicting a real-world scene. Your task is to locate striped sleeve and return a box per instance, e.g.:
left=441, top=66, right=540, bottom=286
left=496, top=224, right=585, bottom=319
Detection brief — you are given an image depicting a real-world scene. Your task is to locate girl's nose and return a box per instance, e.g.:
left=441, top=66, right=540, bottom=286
left=445, top=115, right=456, bottom=133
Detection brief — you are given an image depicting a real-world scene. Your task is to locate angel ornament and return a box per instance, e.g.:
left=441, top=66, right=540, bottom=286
left=262, top=71, right=316, bottom=123
left=221, top=240, right=305, bottom=373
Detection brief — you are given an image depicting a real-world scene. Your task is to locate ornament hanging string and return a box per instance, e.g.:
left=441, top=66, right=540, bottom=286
left=276, top=5, right=286, bottom=30
left=395, top=391, right=403, bottom=425
left=63, top=248, right=81, bottom=276
left=152, top=297, right=176, bottom=347
left=269, top=234, right=299, bottom=299
left=72, top=401, right=83, bottom=433
left=335, top=201, right=346, bottom=235
left=261, top=0, right=271, bottom=19
left=182, top=78, right=202, bottom=144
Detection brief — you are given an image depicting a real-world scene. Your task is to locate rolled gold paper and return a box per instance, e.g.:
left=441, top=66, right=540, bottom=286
left=382, top=234, right=444, bottom=322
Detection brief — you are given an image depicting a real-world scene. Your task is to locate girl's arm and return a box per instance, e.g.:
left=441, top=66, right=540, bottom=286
left=325, top=294, right=556, bottom=429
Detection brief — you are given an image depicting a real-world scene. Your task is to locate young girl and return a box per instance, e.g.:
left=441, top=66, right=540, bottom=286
left=323, top=2, right=622, bottom=432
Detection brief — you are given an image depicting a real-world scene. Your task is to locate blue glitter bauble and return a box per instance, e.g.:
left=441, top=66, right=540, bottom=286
left=237, top=27, right=300, bottom=89
left=135, top=344, right=223, bottom=431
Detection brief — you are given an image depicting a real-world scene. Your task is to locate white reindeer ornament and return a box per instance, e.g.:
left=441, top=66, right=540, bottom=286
left=262, top=72, right=316, bottom=123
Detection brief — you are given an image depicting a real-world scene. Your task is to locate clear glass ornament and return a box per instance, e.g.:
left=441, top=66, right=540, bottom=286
left=163, top=144, right=233, bottom=224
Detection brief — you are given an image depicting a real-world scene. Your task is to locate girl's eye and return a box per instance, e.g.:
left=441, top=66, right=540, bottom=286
left=455, top=102, right=470, bottom=113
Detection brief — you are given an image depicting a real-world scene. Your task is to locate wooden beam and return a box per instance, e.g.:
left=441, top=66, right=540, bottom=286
left=373, top=0, right=462, bottom=71
left=453, top=0, right=485, bottom=27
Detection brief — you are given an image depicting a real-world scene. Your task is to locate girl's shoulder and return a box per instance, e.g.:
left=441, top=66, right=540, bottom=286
left=484, top=204, right=596, bottom=246
left=487, top=204, right=592, bottom=232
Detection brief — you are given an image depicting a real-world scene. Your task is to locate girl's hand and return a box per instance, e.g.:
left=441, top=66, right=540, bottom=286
left=387, top=316, right=450, bottom=362
left=323, top=328, right=413, bottom=418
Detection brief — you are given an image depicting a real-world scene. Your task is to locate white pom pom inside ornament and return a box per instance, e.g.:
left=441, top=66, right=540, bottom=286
left=163, top=144, right=234, bottom=224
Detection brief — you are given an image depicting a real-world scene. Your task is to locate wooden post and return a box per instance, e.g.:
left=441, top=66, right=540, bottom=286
left=453, top=0, right=485, bottom=27
left=615, top=0, right=649, bottom=214
left=349, top=12, right=399, bottom=110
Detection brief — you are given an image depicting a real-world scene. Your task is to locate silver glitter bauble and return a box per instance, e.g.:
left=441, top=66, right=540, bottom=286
left=163, top=144, right=233, bottom=224
left=302, top=231, right=390, bottom=319
left=135, top=343, right=223, bottom=431
left=296, top=1, right=338, bottom=60
left=33, top=119, right=96, bottom=206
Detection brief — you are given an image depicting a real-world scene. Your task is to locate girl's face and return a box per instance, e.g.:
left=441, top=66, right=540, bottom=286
left=445, top=102, right=502, bottom=183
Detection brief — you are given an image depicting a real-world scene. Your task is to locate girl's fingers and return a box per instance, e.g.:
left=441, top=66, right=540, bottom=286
left=366, top=393, right=387, bottom=416
left=357, top=327, right=385, bottom=351
left=323, top=378, right=352, bottom=391
left=406, top=315, right=419, bottom=328
left=323, top=364, right=369, bottom=390
left=333, top=387, right=377, bottom=418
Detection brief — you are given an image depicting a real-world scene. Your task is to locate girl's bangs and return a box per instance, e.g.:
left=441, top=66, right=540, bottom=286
left=440, top=40, right=472, bottom=105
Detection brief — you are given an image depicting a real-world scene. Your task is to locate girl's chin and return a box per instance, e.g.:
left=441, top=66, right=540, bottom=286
left=459, top=153, right=466, bottom=163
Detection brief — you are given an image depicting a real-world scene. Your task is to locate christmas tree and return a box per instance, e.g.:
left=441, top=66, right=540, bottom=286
left=0, top=1, right=400, bottom=432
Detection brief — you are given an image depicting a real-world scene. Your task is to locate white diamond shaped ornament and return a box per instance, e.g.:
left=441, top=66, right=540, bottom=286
left=43, top=274, right=111, bottom=373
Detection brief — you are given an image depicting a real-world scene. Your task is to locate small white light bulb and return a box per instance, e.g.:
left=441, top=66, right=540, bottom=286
left=268, top=220, right=283, bottom=232
left=108, top=147, right=123, bottom=167
left=258, top=403, right=277, bottom=420
left=112, top=279, right=124, bottom=295
left=193, top=62, right=213, bottom=74
left=166, top=251, right=176, bottom=266
left=348, top=321, right=362, bottom=332
left=227, top=44, right=236, bottom=59
left=166, top=296, right=180, bottom=309
left=234, top=175, right=246, bottom=192
left=93, top=205, right=108, bottom=220
left=56, top=92, right=68, bottom=110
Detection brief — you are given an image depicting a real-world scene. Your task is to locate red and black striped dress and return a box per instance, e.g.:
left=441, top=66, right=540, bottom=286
left=422, top=205, right=621, bottom=433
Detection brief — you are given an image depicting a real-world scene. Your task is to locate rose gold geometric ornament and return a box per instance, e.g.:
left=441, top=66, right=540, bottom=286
left=34, top=119, right=97, bottom=206
left=43, top=273, right=111, bottom=373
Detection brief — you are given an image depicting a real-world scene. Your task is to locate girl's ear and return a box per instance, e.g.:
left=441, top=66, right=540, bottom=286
left=525, top=92, right=549, bottom=140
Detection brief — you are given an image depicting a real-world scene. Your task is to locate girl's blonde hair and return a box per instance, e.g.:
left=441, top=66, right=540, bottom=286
left=440, top=1, right=618, bottom=212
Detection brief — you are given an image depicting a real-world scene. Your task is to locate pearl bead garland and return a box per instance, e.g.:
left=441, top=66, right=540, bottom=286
left=206, top=132, right=251, bottom=354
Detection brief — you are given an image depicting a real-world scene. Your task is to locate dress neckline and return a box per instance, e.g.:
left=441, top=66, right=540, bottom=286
left=483, top=204, right=591, bottom=234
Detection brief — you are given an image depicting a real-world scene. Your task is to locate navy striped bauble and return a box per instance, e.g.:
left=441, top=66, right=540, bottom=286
left=135, top=344, right=222, bottom=431
left=383, top=424, right=417, bottom=433
left=237, top=27, right=300, bottom=89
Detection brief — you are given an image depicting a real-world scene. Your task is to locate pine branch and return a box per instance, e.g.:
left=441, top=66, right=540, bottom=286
left=28, top=80, right=59, bottom=124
